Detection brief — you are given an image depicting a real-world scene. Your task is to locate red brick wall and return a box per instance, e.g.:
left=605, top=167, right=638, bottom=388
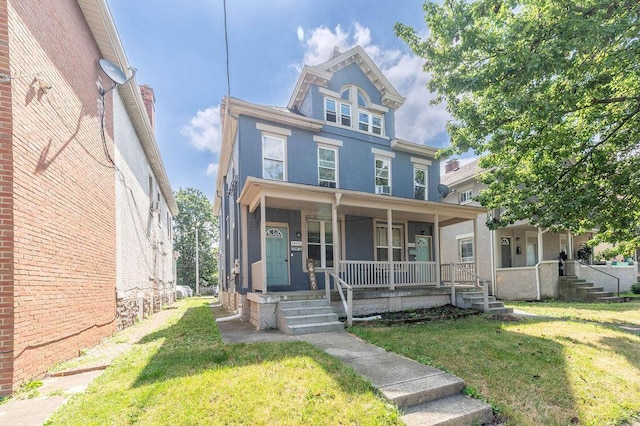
left=0, top=0, right=15, bottom=396
left=5, top=0, right=117, bottom=392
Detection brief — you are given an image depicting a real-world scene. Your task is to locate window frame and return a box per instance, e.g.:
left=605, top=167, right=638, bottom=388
left=458, top=236, right=474, bottom=263
left=459, top=189, right=473, bottom=204
left=375, top=156, right=391, bottom=194
left=262, top=134, right=287, bottom=181
left=413, top=166, right=428, bottom=200
left=375, top=223, right=404, bottom=261
left=305, top=218, right=334, bottom=269
left=318, top=145, right=337, bottom=188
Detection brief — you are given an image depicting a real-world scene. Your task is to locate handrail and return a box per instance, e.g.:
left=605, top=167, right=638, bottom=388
left=326, top=270, right=353, bottom=327
left=447, top=263, right=490, bottom=312
left=571, top=260, right=620, bottom=297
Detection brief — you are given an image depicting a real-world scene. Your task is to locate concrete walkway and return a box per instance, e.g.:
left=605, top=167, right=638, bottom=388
left=215, top=309, right=494, bottom=425
left=2, top=302, right=495, bottom=425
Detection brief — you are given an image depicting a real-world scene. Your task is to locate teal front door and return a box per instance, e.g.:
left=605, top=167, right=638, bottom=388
left=415, top=235, right=432, bottom=284
left=266, top=226, right=289, bottom=286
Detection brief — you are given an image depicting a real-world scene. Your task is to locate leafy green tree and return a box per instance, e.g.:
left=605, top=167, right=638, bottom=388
left=396, top=1, right=640, bottom=247
left=174, top=188, right=218, bottom=289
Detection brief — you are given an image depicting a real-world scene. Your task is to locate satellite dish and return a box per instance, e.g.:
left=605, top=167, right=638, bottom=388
left=98, top=59, right=127, bottom=84
left=437, top=184, right=450, bottom=199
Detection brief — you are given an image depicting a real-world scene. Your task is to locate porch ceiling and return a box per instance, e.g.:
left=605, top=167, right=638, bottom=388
left=238, top=177, right=486, bottom=226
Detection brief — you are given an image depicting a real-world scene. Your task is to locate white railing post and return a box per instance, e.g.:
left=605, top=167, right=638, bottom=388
left=450, top=263, right=456, bottom=307
left=347, top=287, right=353, bottom=327
left=482, top=280, right=489, bottom=312
left=325, top=271, right=330, bottom=301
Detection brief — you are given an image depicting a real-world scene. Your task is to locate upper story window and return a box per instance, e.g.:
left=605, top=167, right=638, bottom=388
left=318, top=146, right=337, bottom=188
left=258, top=123, right=291, bottom=182
left=458, top=236, right=474, bottom=263
left=414, top=167, right=427, bottom=200
left=262, top=135, right=286, bottom=181
left=459, top=189, right=473, bottom=204
left=322, top=85, right=386, bottom=137
left=372, top=148, right=394, bottom=195
left=411, top=157, right=431, bottom=201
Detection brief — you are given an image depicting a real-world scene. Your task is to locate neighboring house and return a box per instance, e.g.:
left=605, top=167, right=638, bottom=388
left=0, top=0, right=177, bottom=395
left=214, top=46, right=486, bottom=331
left=440, top=158, right=637, bottom=300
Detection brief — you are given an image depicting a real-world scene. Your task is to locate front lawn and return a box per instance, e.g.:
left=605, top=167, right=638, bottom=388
left=351, top=305, right=640, bottom=426
left=46, top=298, right=401, bottom=425
left=508, top=300, right=640, bottom=325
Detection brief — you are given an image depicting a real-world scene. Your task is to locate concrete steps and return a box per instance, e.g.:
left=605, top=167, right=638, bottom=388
left=276, top=299, right=344, bottom=335
left=300, top=332, right=494, bottom=426
left=460, top=291, right=513, bottom=314
left=558, top=276, right=623, bottom=303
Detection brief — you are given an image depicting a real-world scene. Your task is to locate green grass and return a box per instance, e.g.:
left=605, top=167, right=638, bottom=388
left=508, top=300, right=640, bottom=325
left=351, top=307, right=640, bottom=426
left=46, top=298, right=401, bottom=425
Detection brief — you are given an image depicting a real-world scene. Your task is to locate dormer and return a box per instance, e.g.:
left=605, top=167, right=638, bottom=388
left=288, top=46, right=406, bottom=138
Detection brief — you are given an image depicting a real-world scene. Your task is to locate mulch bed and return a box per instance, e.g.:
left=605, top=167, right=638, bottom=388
left=352, top=304, right=481, bottom=326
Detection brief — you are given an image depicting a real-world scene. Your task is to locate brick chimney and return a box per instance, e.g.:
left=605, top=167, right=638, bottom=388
left=139, top=84, right=155, bottom=131
left=445, top=159, right=460, bottom=174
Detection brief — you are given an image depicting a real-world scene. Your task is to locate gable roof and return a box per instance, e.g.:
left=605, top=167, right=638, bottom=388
left=288, top=45, right=406, bottom=112
left=77, top=0, right=178, bottom=215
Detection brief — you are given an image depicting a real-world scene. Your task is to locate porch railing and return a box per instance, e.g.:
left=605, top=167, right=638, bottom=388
left=339, top=260, right=437, bottom=288
left=440, top=263, right=476, bottom=284
left=446, top=263, right=490, bottom=312
left=326, top=270, right=353, bottom=327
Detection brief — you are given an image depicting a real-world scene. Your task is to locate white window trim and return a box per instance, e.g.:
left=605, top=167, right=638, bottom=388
left=413, top=164, right=428, bottom=200
left=317, top=144, right=338, bottom=188
left=302, top=213, right=343, bottom=271
left=373, top=149, right=393, bottom=195
left=321, top=85, right=387, bottom=137
left=261, top=133, right=287, bottom=181
left=256, top=122, right=292, bottom=136
left=459, top=188, right=473, bottom=204
left=374, top=222, right=405, bottom=261
left=456, top=233, right=474, bottom=263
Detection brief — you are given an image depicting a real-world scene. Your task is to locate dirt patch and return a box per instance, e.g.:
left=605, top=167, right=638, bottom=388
left=352, top=304, right=480, bottom=326
left=486, top=313, right=522, bottom=322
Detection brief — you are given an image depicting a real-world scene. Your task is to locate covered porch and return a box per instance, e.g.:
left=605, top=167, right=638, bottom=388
left=236, top=177, right=487, bottom=329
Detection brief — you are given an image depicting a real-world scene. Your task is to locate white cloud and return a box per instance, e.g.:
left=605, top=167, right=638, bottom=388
left=206, top=163, right=218, bottom=177
left=296, top=26, right=304, bottom=42
left=181, top=105, right=222, bottom=154
left=300, top=24, right=450, bottom=147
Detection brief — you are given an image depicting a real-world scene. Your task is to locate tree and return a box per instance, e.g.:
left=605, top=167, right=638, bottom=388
left=396, top=1, right=640, bottom=248
left=173, top=188, right=218, bottom=289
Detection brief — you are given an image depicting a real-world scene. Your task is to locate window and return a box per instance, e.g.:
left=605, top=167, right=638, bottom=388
left=262, top=135, right=285, bottom=181
left=375, top=157, right=391, bottom=194
left=414, top=167, right=427, bottom=200
left=459, top=189, right=473, bottom=204
left=322, top=86, right=384, bottom=136
left=376, top=224, right=403, bottom=261
left=458, top=237, right=474, bottom=263
left=325, top=99, right=337, bottom=123
left=307, top=219, right=333, bottom=268
left=358, top=111, right=383, bottom=135
left=318, top=146, right=337, bottom=188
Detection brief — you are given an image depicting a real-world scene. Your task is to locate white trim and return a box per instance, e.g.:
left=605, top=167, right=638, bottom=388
left=313, top=135, right=343, bottom=147
left=261, top=134, right=287, bottom=181
left=410, top=157, right=432, bottom=166
left=319, top=86, right=340, bottom=98
left=317, top=145, right=339, bottom=189
left=265, top=222, right=291, bottom=286
left=371, top=148, right=395, bottom=158
left=374, top=221, right=405, bottom=261
left=256, top=122, right=292, bottom=136
left=456, top=232, right=474, bottom=240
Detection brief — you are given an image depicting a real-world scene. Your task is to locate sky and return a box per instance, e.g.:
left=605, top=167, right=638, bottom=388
left=106, top=0, right=467, bottom=202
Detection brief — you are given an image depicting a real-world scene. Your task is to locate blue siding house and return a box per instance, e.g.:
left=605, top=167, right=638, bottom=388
left=214, top=46, right=485, bottom=331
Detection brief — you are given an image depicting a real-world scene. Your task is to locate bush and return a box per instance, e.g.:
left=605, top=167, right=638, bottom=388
left=631, top=283, right=640, bottom=294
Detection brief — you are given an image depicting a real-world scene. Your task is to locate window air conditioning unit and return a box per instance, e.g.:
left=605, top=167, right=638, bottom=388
left=319, top=181, right=336, bottom=188
left=375, top=185, right=391, bottom=195
left=150, top=200, right=160, bottom=213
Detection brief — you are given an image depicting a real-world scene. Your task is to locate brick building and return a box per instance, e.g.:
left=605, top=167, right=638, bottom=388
left=0, top=0, right=177, bottom=394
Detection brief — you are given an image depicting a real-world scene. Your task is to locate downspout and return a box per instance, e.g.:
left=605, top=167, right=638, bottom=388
left=215, top=304, right=243, bottom=322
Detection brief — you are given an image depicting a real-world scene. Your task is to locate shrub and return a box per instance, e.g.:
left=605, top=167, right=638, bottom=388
left=631, top=283, right=640, bottom=295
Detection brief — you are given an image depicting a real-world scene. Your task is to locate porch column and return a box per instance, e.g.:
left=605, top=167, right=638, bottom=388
left=537, top=227, right=544, bottom=264
left=434, top=214, right=440, bottom=287
left=387, top=208, right=394, bottom=290
left=241, top=205, right=249, bottom=289
left=330, top=194, right=341, bottom=300
left=473, top=217, right=479, bottom=285
left=260, top=195, right=267, bottom=293
left=568, top=230, right=573, bottom=260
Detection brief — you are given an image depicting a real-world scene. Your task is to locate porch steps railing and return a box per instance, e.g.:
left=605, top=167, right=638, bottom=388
left=276, top=299, right=344, bottom=335
left=558, top=276, right=623, bottom=303
left=458, top=291, right=513, bottom=314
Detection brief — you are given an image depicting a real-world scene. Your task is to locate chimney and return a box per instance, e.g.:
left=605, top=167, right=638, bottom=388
left=139, top=84, right=155, bottom=131
left=329, top=46, right=341, bottom=60
left=445, top=159, right=460, bottom=174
